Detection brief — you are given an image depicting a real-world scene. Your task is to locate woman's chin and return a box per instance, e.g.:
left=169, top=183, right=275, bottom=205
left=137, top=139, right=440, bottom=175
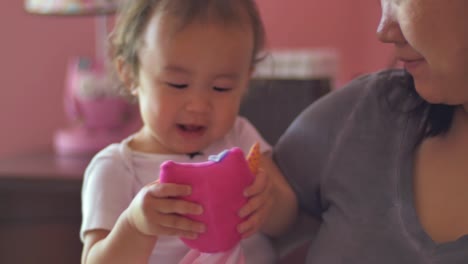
left=414, top=82, right=445, bottom=104
left=413, top=77, right=468, bottom=105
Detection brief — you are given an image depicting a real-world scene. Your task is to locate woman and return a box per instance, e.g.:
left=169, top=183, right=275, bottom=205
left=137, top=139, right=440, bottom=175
left=269, top=0, right=468, bottom=263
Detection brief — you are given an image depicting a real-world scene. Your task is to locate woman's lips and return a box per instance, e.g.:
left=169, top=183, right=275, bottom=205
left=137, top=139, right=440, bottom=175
left=401, top=59, right=426, bottom=72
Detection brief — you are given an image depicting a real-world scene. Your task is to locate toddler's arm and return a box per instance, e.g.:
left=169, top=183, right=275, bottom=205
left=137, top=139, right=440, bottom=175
left=81, top=182, right=205, bottom=264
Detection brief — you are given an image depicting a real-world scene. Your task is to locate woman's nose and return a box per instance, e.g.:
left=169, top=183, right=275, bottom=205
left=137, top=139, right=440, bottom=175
left=376, top=3, right=405, bottom=45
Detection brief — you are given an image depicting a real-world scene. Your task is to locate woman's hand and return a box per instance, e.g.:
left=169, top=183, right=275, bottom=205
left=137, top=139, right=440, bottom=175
left=125, top=181, right=206, bottom=239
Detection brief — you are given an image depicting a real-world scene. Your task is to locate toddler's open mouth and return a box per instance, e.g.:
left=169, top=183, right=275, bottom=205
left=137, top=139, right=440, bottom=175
left=177, top=124, right=206, bottom=133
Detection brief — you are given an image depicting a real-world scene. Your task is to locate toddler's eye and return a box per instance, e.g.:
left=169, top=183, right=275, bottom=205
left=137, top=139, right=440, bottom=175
left=213, top=86, right=232, bottom=92
left=167, top=82, right=188, bottom=89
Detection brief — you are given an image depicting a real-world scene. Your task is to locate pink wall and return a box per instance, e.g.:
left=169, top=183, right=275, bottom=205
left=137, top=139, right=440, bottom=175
left=0, top=0, right=392, bottom=158
left=0, top=1, right=96, bottom=157
left=256, top=0, right=393, bottom=84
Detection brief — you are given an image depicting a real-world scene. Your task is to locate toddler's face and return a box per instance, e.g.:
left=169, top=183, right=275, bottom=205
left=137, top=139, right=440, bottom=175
left=130, top=13, right=254, bottom=154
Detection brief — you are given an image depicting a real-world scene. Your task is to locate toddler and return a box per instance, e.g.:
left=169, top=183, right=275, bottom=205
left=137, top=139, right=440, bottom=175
left=80, top=0, right=296, bottom=263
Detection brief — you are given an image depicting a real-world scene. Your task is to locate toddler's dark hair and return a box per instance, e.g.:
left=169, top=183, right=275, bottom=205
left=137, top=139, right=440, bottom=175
left=109, top=0, right=266, bottom=97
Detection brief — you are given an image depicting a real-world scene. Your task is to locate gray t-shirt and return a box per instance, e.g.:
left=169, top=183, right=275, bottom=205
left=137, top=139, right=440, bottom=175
left=274, top=69, right=468, bottom=263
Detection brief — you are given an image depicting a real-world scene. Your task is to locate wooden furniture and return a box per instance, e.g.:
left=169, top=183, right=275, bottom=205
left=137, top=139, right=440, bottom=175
left=0, top=152, right=90, bottom=264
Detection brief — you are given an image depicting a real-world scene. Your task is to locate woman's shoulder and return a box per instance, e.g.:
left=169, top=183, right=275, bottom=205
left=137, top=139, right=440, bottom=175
left=348, top=68, right=410, bottom=104
left=323, top=69, right=407, bottom=108
left=293, top=69, right=408, bottom=125
left=273, top=69, right=411, bottom=208
left=276, top=69, right=411, bottom=155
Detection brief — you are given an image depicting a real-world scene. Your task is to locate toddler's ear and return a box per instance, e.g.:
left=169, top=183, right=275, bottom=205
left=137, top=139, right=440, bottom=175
left=115, top=56, right=137, bottom=94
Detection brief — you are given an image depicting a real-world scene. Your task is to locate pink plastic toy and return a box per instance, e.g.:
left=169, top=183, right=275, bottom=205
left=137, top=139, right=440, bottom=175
left=160, top=144, right=261, bottom=264
left=160, top=147, right=255, bottom=252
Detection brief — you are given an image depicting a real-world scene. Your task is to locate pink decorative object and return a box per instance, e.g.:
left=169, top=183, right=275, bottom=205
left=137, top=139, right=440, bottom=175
left=159, top=147, right=255, bottom=253
left=76, top=98, right=130, bottom=129
left=64, top=57, right=131, bottom=130
left=24, top=0, right=118, bottom=15
left=53, top=57, right=141, bottom=156
left=24, top=0, right=139, bottom=156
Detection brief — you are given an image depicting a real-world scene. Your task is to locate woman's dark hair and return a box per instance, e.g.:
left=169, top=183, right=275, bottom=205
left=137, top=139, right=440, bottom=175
left=399, top=71, right=455, bottom=143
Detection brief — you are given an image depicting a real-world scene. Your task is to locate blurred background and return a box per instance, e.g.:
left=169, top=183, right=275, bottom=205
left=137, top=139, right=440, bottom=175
left=0, top=0, right=393, bottom=158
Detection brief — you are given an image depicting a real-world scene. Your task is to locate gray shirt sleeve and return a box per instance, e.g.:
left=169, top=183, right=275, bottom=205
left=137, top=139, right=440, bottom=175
left=273, top=74, right=372, bottom=217
left=273, top=69, right=468, bottom=264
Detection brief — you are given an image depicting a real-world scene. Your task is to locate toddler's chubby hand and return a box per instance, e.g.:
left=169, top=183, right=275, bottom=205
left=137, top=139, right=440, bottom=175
left=237, top=167, right=274, bottom=238
left=125, top=180, right=206, bottom=239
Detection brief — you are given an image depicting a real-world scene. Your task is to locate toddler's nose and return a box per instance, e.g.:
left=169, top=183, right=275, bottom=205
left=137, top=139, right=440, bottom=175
left=185, top=91, right=211, bottom=113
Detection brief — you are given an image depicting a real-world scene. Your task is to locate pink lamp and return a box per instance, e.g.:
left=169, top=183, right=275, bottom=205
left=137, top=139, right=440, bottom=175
left=24, top=0, right=141, bottom=156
